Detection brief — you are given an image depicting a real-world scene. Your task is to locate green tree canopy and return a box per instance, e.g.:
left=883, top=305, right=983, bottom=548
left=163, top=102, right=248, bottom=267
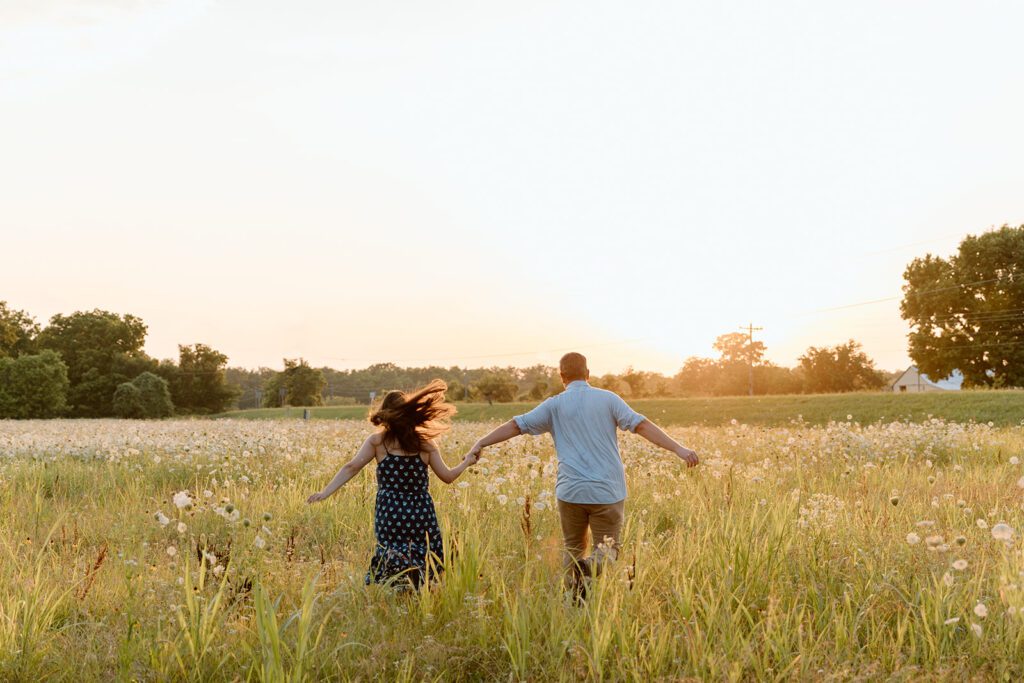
left=165, top=344, right=239, bottom=414
left=0, top=301, right=39, bottom=358
left=902, top=225, right=1024, bottom=387
left=262, top=359, right=326, bottom=407
left=471, top=372, right=518, bottom=403
left=798, top=340, right=886, bottom=393
left=0, top=350, right=69, bottom=418
left=37, top=309, right=155, bottom=416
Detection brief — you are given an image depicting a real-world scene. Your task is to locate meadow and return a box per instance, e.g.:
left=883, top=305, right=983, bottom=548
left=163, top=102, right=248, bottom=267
left=219, top=390, right=1024, bottom=428
left=2, top=417, right=1024, bottom=680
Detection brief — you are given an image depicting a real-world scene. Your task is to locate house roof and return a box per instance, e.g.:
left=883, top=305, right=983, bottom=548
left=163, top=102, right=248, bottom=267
left=891, top=366, right=964, bottom=390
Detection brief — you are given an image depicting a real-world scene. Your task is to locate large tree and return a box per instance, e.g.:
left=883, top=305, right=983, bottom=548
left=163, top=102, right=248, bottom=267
left=0, top=350, right=69, bottom=418
left=798, top=340, right=886, bottom=393
left=901, top=225, right=1024, bottom=387
left=0, top=302, right=39, bottom=358
left=37, top=309, right=155, bottom=416
left=164, top=344, right=239, bottom=414
left=471, top=372, right=518, bottom=404
left=262, top=359, right=326, bottom=407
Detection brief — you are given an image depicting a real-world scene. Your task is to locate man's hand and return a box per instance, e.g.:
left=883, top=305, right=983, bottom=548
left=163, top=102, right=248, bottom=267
left=677, top=447, right=699, bottom=468
left=306, top=491, right=329, bottom=504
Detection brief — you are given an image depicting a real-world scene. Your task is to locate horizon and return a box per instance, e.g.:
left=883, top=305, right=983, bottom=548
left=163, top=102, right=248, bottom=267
left=3, top=1, right=1023, bottom=375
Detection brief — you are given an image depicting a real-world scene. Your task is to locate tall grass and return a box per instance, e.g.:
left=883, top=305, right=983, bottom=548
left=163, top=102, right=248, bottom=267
left=0, top=417, right=1023, bottom=679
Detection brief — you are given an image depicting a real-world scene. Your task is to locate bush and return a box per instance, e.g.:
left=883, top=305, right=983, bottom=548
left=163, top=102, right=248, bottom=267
left=113, top=372, right=174, bottom=419
left=112, top=383, right=144, bottom=419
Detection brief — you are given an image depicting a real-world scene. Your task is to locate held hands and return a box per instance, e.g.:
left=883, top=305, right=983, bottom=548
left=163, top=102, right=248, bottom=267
left=306, top=491, right=329, bottom=504
left=677, top=447, right=699, bottom=468
left=463, top=441, right=484, bottom=464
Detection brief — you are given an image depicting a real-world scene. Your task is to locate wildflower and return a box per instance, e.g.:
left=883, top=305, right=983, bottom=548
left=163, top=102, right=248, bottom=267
left=952, top=559, right=968, bottom=571
left=262, top=512, right=272, bottom=522
left=457, top=482, right=470, bottom=489
left=533, top=501, right=546, bottom=511
left=1018, top=476, right=1024, bottom=489
left=497, top=495, right=508, bottom=505
left=955, top=535, right=967, bottom=546
left=254, top=535, right=266, bottom=549
left=203, top=490, right=213, bottom=499
left=992, top=523, right=1014, bottom=541
left=906, top=533, right=921, bottom=545
left=176, top=522, right=187, bottom=534
left=889, top=496, right=899, bottom=506
left=1011, top=456, right=1020, bottom=466
left=974, top=603, right=988, bottom=618
left=977, top=519, right=989, bottom=530
left=944, top=617, right=960, bottom=626
left=916, top=520, right=935, bottom=528
left=172, top=491, right=193, bottom=510
left=924, top=535, right=944, bottom=547
left=154, top=511, right=170, bottom=526
left=213, top=565, right=224, bottom=576
left=942, top=572, right=954, bottom=586
left=166, top=546, right=177, bottom=557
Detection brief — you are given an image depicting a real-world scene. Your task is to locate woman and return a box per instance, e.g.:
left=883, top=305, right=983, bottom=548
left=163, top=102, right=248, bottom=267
left=307, top=380, right=475, bottom=589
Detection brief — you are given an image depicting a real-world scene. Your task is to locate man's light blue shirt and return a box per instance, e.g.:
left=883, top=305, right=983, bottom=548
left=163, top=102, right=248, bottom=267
left=513, top=380, right=646, bottom=504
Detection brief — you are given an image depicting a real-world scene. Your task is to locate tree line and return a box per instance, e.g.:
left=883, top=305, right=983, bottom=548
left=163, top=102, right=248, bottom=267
left=0, top=306, right=238, bottom=419
left=3, top=223, right=1019, bottom=417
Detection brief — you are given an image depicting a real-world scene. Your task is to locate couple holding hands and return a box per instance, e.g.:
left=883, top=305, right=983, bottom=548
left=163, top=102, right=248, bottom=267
left=307, top=352, right=698, bottom=598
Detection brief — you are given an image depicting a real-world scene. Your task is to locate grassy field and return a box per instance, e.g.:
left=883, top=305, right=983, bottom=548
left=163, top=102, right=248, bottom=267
left=217, top=390, right=1024, bottom=427
left=3, top=417, right=1024, bottom=680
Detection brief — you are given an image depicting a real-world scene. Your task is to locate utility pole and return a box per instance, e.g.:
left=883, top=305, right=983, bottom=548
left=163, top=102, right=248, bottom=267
left=740, top=323, right=763, bottom=397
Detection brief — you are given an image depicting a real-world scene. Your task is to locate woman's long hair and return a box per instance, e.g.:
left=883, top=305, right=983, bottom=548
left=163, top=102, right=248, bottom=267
left=369, top=379, right=457, bottom=454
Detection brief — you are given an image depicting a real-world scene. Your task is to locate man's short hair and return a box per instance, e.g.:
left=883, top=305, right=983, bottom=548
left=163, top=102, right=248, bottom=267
left=559, top=352, right=588, bottom=381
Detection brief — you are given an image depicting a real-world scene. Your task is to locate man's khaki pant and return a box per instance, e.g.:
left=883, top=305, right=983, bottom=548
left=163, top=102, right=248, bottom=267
left=557, top=498, right=625, bottom=591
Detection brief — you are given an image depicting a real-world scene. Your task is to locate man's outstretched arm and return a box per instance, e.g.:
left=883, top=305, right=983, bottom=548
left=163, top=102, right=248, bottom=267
left=635, top=420, right=699, bottom=467
left=467, top=419, right=522, bottom=459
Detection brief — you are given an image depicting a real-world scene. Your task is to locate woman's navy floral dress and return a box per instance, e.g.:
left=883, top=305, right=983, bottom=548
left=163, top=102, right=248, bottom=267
left=365, top=452, right=444, bottom=589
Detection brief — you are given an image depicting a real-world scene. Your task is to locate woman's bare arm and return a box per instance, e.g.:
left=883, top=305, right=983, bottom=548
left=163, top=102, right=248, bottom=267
left=426, top=439, right=476, bottom=484
left=307, top=434, right=379, bottom=503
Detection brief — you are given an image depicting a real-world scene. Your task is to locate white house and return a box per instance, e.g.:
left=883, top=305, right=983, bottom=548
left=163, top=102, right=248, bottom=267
left=891, top=366, right=964, bottom=393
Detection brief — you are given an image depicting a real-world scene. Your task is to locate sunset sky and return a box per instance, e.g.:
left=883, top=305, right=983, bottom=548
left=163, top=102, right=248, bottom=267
left=3, top=1, right=1023, bottom=375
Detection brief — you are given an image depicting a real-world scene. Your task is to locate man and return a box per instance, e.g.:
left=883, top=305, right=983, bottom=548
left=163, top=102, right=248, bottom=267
left=467, top=352, right=698, bottom=598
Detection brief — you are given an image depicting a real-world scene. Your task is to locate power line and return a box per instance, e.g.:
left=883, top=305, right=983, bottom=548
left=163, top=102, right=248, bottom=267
left=808, top=274, right=1017, bottom=314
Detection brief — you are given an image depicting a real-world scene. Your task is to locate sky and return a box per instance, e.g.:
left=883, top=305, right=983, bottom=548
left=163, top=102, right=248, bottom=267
left=2, top=0, right=1023, bottom=375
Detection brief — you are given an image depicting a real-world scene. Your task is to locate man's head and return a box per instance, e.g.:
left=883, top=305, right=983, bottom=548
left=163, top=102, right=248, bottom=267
left=559, top=352, right=589, bottom=385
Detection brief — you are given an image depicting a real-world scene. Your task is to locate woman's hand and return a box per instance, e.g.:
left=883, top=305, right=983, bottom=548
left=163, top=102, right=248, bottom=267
left=306, top=491, right=329, bottom=504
